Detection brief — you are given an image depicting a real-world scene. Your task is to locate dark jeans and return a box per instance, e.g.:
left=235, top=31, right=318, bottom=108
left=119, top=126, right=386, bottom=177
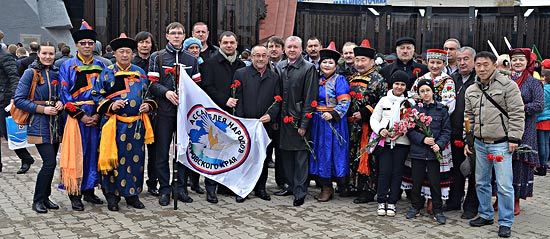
left=146, top=143, right=158, bottom=189
left=411, top=158, right=443, bottom=214
left=33, top=143, right=59, bottom=203
left=154, top=114, right=188, bottom=195
left=377, top=144, right=409, bottom=204
left=0, top=109, right=35, bottom=165
left=280, top=149, right=309, bottom=199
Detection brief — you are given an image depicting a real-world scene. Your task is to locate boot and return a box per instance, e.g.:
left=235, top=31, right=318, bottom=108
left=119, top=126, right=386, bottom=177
left=314, top=187, right=324, bottom=200
left=426, top=199, right=433, bottom=215
left=493, top=198, right=498, bottom=211
left=514, top=198, right=520, bottom=215
left=317, top=187, right=334, bottom=202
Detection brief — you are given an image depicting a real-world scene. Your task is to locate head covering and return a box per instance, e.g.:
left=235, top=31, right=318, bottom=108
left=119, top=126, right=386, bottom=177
left=183, top=37, right=202, bottom=51
left=509, top=48, right=535, bottom=88
left=395, top=37, right=415, bottom=48
left=319, top=48, right=341, bottom=63
left=416, top=79, right=435, bottom=95
left=360, top=39, right=371, bottom=48
left=354, top=46, right=376, bottom=59
left=110, top=33, right=137, bottom=51
left=385, top=53, right=397, bottom=62
left=72, top=20, right=97, bottom=42
left=426, top=49, right=447, bottom=62
left=389, top=70, right=411, bottom=90
left=542, top=59, right=550, bottom=69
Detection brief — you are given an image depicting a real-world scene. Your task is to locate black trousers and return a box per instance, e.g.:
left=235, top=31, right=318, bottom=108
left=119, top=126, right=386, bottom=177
left=146, top=143, right=158, bottom=189
left=377, top=144, right=409, bottom=204
left=33, top=143, right=59, bottom=203
left=448, top=143, right=478, bottom=213
left=154, top=114, right=188, bottom=195
left=269, top=129, right=285, bottom=188
left=462, top=155, right=479, bottom=213
left=187, top=168, right=201, bottom=187
left=254, top=154, right=270, bottom=192
left=411, top=158, right=443, bottom=214
left=0, top=109, right=35, bottom=165
left=280, top=149, right=309, bottom=199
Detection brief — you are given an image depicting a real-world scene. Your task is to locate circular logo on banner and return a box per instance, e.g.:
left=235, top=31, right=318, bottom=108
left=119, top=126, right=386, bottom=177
left=186, top=105, right=251, bottom=175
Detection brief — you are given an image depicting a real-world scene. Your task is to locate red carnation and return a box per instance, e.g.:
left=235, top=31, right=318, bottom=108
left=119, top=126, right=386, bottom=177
left=51, top=80, right=58, bottom=86
left=355, top=94, right=363, bottom=100
left=164, top=67, right=176, bottom=75
left=283, top=116, right=294, bottom=124
left=230, top=84, right=236, bottom=89
left=487, top=154, right=495, bottom=161
left=274, top=95, right=282, bottom=102
left=149, top=75, right=160, bottom=83
left=305, top=113, right=313, bottom=119
left=446, top=86, right=452, bottom=91
left=234, top=80, right=241, bottom=87
left=453, top=140, right=465, bottom=148
left=65, top=102, right=77, bottom=112
left=412, top=68, right=421, bottom=76
left=61, top=81, right=68, bottom=87
left=495, top=155, right=504, bottom=162
left=349, top=91, right=356, bottom=97
left=311, top=100, right=318, bottom=108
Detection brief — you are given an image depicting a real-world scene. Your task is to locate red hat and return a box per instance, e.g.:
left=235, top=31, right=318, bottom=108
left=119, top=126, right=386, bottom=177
left=426, top=49, right=447, bottom=62
left=542, top=59, right=550, bottom=69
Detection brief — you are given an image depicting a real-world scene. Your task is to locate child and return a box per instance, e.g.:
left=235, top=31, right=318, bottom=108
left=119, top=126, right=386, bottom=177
left=405, top=79, right=451, bottom=224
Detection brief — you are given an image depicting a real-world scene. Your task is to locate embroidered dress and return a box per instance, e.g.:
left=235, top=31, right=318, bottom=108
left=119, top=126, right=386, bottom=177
left=93, top=64, right=156, bottom=198
left=402, top=72, right=456, bottom=200
left=310, top=73, right=351, bottom=179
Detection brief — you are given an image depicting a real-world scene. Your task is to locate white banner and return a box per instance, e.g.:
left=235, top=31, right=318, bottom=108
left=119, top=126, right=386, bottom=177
left=176, top=65, right=271, bottom=198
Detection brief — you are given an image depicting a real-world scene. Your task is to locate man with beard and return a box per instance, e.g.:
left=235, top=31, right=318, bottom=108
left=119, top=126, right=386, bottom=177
left=305, top=37, right=322, bottom=71
left=337, top=42, right=357, bottom=77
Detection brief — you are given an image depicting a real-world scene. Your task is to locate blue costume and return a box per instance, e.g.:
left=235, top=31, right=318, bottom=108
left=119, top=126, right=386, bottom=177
left=59, top=54, right=105, bottom=194
left=93, top=63, right=156, bottom=198
left=310, top=73, right=351, bottom=179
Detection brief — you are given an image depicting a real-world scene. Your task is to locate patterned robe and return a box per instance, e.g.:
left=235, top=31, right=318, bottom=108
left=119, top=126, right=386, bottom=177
left=59, top=55, right=105, bottom=193
left=93, top=64, right=156, bottom=197
left=310, top=73, right=351, bottom=179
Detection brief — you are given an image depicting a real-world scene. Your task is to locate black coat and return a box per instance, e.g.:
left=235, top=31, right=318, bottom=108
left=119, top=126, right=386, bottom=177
left=379, top=59, right=428, bottom=84
left=0, top=51, right=20, bottom=108
left=276, top=57, right=318, bottom=150
left=199, top=42, right=219, bottom=61
left=407, top=101, right=451, bottom=161
left=132, top=55, right=150, bottom=74
left=18, top=52, right=37, bottom=76
left=201, top=51, right=246, bottom=112
left=450, top=69, right=476, bottom=139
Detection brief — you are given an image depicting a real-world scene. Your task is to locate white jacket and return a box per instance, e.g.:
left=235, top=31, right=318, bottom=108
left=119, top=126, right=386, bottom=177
left=370, top=90, right=415, bottom=146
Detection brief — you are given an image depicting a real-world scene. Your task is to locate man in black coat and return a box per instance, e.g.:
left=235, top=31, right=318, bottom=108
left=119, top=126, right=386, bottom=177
left=234, top=45, right=280, bottom=203
left=201, top=31, right=246, bottom=203
left=192, top=22, right=219, bottom=61
left=274, top=36, right=318, bottom=207
left=0, top=48, right=35, bottom=173
left=379, top=37, right=429, bottom=84
left=18, top=42, right=39, bottom=76
left=444, top=46, right=479, bottom=219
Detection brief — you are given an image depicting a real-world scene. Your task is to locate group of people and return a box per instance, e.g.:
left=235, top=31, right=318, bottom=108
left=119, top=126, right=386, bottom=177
left=1, top=18, right=549, bottom=239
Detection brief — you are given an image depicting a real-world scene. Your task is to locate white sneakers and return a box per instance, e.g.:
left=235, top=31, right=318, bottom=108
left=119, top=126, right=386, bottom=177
left=377, top=203, right=386, bottom=216
left=386, top=204, right=396, bottom=217
left=378, top=203, right=396, bottom=216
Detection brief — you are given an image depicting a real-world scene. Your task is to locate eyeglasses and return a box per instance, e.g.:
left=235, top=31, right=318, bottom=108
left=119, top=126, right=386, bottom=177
left=78, top=41, right=95, bottom=46
left=419, top=89, right=432, bottom=94
left=167, top=31, right=184, bottom=36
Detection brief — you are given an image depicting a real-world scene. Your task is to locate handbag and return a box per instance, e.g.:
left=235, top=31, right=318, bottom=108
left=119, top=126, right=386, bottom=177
left=10, top=68, right=39, bottom=125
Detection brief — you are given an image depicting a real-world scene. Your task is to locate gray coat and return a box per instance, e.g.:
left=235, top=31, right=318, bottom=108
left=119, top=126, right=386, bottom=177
left=276, top=57, right=318, bottom=150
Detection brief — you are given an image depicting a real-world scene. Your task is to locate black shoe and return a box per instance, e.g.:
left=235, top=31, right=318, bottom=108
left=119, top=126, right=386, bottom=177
left=498, top=226, right=511, bottom=238
left=433, top=213, right=446, bottom=225
left=44, top=199, right=59, bottom=210
left=206, top=191, right=218, bottom=204
left=32, top=201, right=48, bottom=213
left=274, top=189, right=292, bottom=196
left=406, top=207, right=420, bottom=219
left=176, top=192, right=193, bottom=203
left=442, top=203, right=461, bottom=212
left=534, top=167, right=547, bottom=176
left=70, top=197, right=84, bottom=211
left=236, top=195, right=246, bottom=203
left=469, top=217, right=494, bottom=227
left=148, top=188, right=160, bottom=196
left=191, top=185, right=205, bottom=194
left=293, top=197, right=305, bottom=206
left=254, top=190, right=271, bottom=201
left=353, top=195, right=374, bottom=204
left=17, top=163, right=31, bottom=174
left=126, top=197, right=145, bottom=209
left=107, top=203, right=120, bottom=211
left=0, top=162, right=3, bottom=172
left=83, top=194, right=104, bottom=204
left=159, top=193, right=170, bottom=206
left=461, top=211, right=477, bottom=219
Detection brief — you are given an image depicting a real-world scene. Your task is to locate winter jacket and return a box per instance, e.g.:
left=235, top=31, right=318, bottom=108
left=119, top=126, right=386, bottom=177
left=464, top=70, right=525, bottom=143
left=234, top=65, right=280, bottom=120
left=536, top=84, right=550, bottom=122
left=407, top=101, right=451, bottom=160
left=370, top=90, right=414, bottom=146
left=450, top=69, right=476, bottom=139
left=277, top=57, right=318, bottom=150
left=199, top=41, right=219, bottom=61
left=201, top=50, right=246, bottom=112
left=0, top=50, right=20, bottom=108
left=13, top=62, right=60, bottom=144
left=148, top=44, right=201, bottom=117
left=18, top=52, right=37, bottom=76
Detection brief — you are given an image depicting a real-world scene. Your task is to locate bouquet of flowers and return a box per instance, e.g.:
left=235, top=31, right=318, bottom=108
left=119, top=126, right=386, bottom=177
left=402, top=103, right=442, bottom=162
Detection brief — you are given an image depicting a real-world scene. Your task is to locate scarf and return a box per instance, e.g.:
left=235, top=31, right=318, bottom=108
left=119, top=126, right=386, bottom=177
left=386, top=90, right=407, bottom=148
left=219, top=48, right=237, bottom=63
left=510, top=48, right=534, bottom=89
left=166, top=42, right=183, bottom=53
